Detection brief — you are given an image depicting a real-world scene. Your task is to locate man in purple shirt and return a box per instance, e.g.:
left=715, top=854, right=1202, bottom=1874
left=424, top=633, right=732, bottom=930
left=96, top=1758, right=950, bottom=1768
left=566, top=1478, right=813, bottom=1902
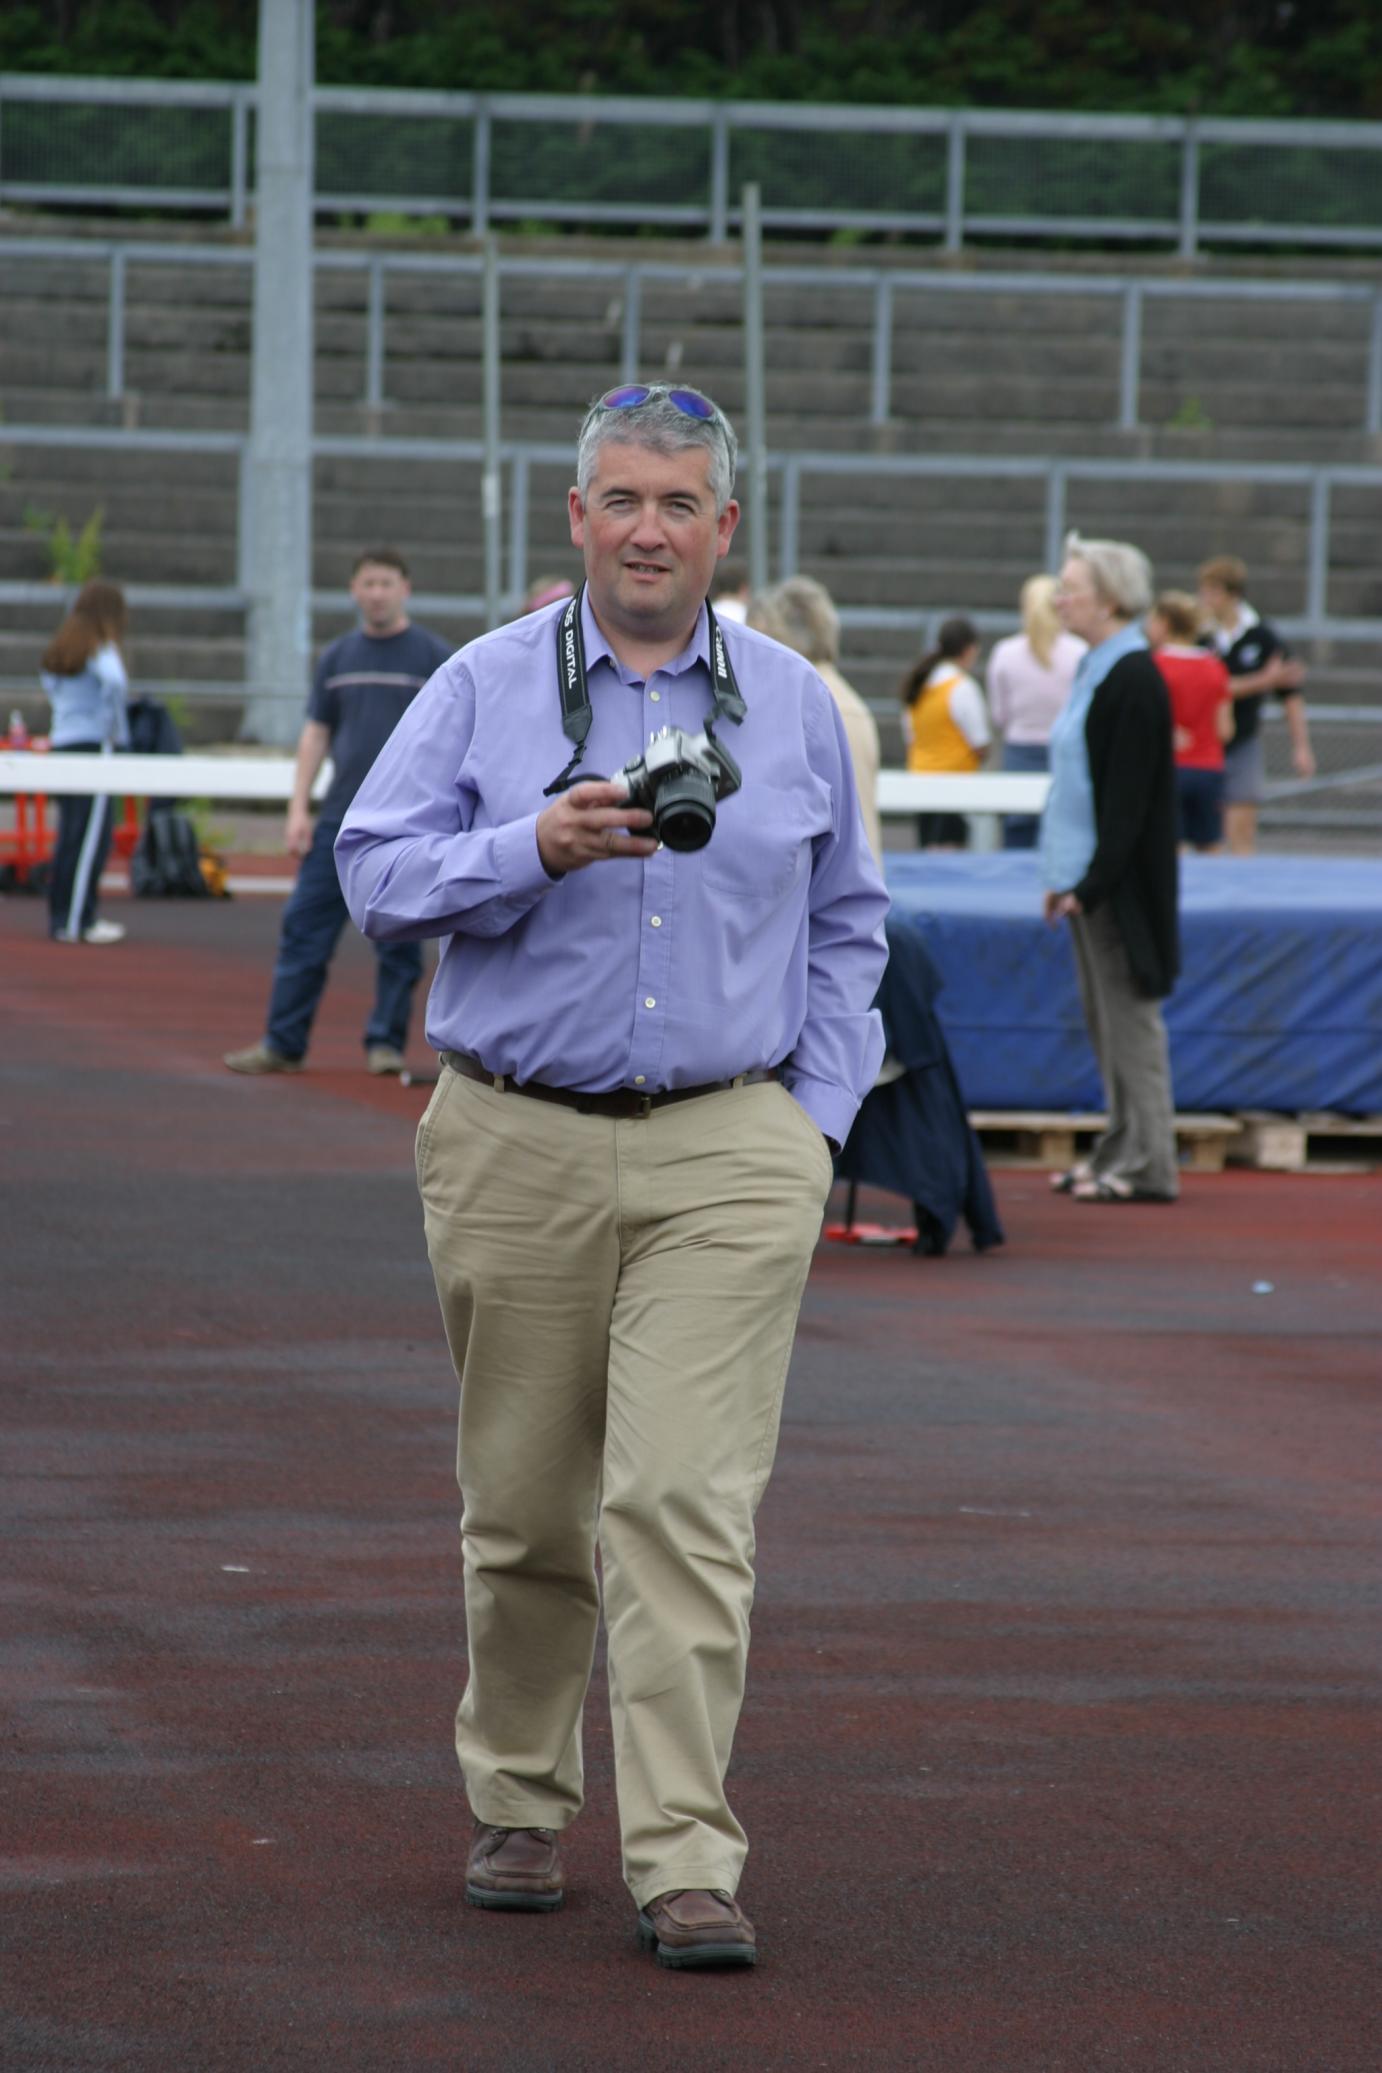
left=337, top=383, right=887, bottom=1969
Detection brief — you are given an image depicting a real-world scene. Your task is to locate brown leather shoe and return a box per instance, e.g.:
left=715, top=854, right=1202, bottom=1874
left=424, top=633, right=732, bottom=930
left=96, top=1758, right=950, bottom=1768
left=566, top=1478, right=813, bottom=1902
left=636, top=1888, right=756, bottom=1969
left=465, top=1823, right=564, bottom=1912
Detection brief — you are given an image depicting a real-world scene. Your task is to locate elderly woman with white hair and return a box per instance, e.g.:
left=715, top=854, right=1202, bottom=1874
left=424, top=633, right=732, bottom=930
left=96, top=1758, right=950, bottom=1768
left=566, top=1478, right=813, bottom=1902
left=1041, top=532, right=1180, bottom=1204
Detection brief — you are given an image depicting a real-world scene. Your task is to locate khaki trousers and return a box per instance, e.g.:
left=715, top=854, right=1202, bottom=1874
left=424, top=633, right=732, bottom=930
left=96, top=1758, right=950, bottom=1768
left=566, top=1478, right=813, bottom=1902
left=415, top=1066, right=834, bottom=1907
left=1070, top=905, right=1179, bottom=1198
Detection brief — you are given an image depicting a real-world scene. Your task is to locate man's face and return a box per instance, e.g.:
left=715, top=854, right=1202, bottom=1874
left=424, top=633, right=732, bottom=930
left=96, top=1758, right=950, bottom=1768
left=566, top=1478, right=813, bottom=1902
left=568, top=440, right=739, bottom=650
left=351, top=561, right=411, bottom=635
left=1197, top=580, right=1235, bottom=628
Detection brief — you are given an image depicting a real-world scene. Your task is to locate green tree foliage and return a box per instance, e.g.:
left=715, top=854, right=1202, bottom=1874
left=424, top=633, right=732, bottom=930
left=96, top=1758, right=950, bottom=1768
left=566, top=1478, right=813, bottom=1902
left=2, top=0, right=1380, bottom=116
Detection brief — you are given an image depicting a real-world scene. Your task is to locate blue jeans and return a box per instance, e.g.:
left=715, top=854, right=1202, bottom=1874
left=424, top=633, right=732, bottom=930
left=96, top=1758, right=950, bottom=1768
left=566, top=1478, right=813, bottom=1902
left=999, top=740, right=1049, bottom=850
left=265, top=817, right=422, bottom=1060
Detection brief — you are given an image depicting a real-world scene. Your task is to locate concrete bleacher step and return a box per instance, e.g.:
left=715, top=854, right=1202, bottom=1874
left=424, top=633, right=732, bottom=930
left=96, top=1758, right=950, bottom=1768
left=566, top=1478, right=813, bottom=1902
left=6, top=221, right=1382, bottom=734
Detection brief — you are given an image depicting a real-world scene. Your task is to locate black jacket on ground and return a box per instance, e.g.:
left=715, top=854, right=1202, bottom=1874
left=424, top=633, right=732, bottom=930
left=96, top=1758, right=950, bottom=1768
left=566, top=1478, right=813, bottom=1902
left=1070, top=649, right=1180, bottom=999
left=836, top=914, right=1005, bottom=1255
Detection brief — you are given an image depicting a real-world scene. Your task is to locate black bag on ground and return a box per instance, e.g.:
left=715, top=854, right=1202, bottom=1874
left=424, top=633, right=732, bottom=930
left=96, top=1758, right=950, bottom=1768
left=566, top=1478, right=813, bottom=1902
left=130, top=809, right=210, bottom=898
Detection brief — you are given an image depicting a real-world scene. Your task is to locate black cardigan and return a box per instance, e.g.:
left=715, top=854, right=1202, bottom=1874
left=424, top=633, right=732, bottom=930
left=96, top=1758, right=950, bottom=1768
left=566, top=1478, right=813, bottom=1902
left=1070, top=649, right=1180, bottom=999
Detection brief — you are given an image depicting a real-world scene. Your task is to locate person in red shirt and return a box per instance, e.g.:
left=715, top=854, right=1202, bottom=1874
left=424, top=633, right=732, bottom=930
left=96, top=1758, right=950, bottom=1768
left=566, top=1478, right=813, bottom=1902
left=1147, top=591, right=1232, bottom=853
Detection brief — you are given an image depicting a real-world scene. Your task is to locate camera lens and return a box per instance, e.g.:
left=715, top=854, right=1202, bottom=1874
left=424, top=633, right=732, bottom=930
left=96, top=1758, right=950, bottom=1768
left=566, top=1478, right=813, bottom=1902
left=652, top=767, right=717, bottom=851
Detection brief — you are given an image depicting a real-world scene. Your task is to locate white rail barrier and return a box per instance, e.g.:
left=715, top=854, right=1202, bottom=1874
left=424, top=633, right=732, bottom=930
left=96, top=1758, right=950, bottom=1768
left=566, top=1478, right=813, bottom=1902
left=0, top=752, right=1051, bottom=816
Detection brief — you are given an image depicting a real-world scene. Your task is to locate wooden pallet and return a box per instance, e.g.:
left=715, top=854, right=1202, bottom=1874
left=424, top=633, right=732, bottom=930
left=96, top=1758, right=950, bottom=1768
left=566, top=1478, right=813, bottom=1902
left=1226, top=1111, right=1382, bottom=1173
left=968, top=1110, right=1242, bottom=1173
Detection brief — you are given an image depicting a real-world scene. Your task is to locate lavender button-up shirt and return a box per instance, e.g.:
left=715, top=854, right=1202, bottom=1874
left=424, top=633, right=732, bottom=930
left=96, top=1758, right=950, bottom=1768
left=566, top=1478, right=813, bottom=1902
left=335, top=593, right=889, bottom=1147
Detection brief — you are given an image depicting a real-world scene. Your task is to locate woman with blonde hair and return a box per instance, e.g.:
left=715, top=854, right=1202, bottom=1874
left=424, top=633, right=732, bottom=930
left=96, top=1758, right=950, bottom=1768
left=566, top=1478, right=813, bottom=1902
left=748, top=575, right=882, bottom=863
left=40, top=578, right=131, bottom=944
left=986, top=574, right=1085, bottom=849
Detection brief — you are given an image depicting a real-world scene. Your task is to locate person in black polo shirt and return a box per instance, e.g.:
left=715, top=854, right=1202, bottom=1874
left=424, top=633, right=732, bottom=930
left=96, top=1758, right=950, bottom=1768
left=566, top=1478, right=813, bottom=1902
left=225, top=547, right=452, bottom=1076
left=1196, top=555, right=1315, bottom=856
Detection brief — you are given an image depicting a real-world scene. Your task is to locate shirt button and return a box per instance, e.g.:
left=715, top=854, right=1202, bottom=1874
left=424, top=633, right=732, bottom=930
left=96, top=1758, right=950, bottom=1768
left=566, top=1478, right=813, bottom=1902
left=650, top=915, right=662, bottom=927
left=649, top=690, right=661, bottom=702
left=644, top=997, right=656, bottom=1008
left=634, top=1074, right=646, bottom=1086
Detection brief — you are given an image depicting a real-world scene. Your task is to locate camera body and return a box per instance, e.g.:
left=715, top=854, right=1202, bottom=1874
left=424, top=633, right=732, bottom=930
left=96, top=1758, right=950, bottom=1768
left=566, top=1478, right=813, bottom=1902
left=616, top=726, right=743, bottom=853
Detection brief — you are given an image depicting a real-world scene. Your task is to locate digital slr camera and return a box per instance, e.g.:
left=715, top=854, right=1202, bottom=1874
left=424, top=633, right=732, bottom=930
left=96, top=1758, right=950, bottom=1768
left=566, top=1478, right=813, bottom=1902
left=615, top=726, right=743, bottom=853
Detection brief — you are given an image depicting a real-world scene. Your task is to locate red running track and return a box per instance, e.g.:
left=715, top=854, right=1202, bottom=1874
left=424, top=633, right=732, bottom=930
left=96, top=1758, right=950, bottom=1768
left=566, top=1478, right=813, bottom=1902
left=3, top=890, right=1380, bottom=2072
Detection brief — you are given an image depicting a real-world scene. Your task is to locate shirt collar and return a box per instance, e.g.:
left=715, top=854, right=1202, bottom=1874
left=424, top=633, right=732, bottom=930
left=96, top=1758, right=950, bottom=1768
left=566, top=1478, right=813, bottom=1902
left=1076, top=618, right=1147, bottom=685
left=580, top=589, right=713, bottom=687
left=1209, top=601, right=1258, bottom=654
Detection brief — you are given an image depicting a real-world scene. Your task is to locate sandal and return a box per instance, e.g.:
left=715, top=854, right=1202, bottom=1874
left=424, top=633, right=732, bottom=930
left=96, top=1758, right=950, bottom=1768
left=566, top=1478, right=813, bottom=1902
left=1071, top=1176, right=1176, bottom=1204
left=1050, top=1162, right=1094, bottom=1195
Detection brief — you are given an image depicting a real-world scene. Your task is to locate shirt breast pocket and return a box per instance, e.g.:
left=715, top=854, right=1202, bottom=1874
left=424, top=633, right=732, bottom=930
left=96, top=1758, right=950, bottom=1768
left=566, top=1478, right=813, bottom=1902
left=695, top=793, right=810, bottom=907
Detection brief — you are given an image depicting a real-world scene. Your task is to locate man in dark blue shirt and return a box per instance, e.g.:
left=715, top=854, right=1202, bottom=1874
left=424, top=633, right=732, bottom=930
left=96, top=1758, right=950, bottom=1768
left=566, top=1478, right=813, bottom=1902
left=225, top=547, right=452, bottom=1076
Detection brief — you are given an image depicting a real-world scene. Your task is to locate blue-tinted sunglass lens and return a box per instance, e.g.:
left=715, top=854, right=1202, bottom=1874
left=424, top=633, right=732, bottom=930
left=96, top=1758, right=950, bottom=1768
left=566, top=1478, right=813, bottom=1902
left=600, top=385, right=653, bottom=410
left=666, top=389, right=716, bottom=421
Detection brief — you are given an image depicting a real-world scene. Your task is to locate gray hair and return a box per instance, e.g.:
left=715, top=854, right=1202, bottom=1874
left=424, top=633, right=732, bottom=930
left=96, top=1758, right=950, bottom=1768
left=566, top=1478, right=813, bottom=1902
left=757, top=575, right=841, bottom=665
left=1063, top=530, right=1154, bottom=618
left=576, top=386, right=738, bottom=515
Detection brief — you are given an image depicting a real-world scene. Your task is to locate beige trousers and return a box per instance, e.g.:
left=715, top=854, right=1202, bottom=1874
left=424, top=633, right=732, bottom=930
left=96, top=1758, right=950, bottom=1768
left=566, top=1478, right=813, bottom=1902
left=1070, top=904, right=1179, bottom=1198
left=415, top=1066, right=834, bottom=1908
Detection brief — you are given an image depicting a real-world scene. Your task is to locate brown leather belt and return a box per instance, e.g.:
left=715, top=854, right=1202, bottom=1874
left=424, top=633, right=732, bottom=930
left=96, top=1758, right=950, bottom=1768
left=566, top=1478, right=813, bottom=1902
left=440, top=1049, right=778, bottom=1120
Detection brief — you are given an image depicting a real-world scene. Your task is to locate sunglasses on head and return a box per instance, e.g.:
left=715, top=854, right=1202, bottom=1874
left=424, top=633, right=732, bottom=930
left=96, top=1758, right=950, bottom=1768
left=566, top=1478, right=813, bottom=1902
left=596, top=383, right=720, bottom=422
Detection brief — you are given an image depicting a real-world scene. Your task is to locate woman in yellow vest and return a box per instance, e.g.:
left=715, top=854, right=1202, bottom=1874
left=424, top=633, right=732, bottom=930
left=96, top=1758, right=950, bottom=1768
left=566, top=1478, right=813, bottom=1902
left=898, top=616, right=991, bottom=847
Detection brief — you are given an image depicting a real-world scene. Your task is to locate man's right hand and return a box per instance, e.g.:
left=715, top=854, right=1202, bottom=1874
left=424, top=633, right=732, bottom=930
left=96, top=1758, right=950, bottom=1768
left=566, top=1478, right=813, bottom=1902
left=536, top=781, right=657, bottom=876
left=285, top=803, right=314, bottom=857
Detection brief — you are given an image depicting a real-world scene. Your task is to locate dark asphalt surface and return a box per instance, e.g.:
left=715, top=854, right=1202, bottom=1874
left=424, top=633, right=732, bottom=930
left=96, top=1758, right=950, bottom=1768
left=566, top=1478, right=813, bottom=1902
left=3, top=889, right=1380, bottom=2072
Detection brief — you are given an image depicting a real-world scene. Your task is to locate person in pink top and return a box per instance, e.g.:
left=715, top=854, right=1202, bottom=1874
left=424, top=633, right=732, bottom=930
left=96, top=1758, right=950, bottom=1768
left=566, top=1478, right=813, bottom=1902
left=986, top=574, right=1085, bottom=848
left=1146, top=590, right=1232, bottom=854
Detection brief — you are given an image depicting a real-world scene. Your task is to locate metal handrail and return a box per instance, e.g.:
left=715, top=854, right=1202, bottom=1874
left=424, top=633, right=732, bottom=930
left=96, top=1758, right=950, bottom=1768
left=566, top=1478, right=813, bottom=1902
left=3, top=74, right=1382, bottom=253
left=4, top=233, right=1382, bottom=435
left=3, top=423, right=1381, bottom=648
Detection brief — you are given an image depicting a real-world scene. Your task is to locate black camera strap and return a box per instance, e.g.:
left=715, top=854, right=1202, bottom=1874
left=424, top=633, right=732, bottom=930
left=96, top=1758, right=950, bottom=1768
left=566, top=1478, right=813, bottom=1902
left=542, top=583, right=745, bottom=797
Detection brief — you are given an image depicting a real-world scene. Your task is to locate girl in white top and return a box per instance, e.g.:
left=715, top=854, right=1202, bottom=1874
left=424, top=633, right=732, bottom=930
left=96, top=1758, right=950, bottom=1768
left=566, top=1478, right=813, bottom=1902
left=986, top=574, right=1085, bottom=850
left=40, top=579, right=131, bottom=944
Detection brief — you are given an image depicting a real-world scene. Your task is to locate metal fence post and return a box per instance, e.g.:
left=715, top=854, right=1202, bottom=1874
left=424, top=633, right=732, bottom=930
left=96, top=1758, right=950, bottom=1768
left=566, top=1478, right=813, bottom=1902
left=1178, top=119, right=1200, bottom=261
left=482, top=234, right=503, bottom=628
left=1118, top=282, right=1142, bottom=432
left=1307, top=474, right=1330, bottom=627
left=365, top=254, right=385, bottom=409
left=741, top=182, right=769, bottom=594
left=778, top=456, right=801, bottom=581
left=236, top=444, right=252, bottom=594
left=1044, top=466, right=1068, bottom=574
left=472, top=99, right=491, bottom=239
left=1366, top=293, right=1382, bottom=437
left=230, top=88, right=250, bottom=229
left=621, top=264, right=642, bottom=382
left=508, top=451, right=529, bottom=607
left=709, top=107, right=729, bottom=243
left=870, top=275, right=893, bottom=427
left=107, top=249, right=126, bottom=401
left=944, top=114, right=966, bottom=254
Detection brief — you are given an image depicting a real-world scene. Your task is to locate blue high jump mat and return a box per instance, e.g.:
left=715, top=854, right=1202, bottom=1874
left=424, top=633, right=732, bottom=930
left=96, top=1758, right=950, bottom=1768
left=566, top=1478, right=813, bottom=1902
left=884, top=853, right=1382, bottom=1114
